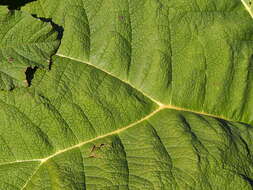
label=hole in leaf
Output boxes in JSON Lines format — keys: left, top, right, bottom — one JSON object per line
{"left": 31, "top": 15, "right": 64, "bottom": 40}
{"left": 30, "top": 15, "right": 63, "bottom": 70}
{"left": 239, "top": 174, "right": 253, "bottom": 186}
{"left": 25, "top": 66, "right": 38, "bottom": 87}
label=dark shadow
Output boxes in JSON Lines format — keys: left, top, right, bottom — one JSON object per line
{"left": 23, "top": 16, "right": 64, "bottom": 83}
{"left": 25, "top": 66, "right": 38, "bottom": 87}
{"left": 31, "top": 15, "right": 64, "bottom": 40}
{"left": 0, "top": 0, "right": 36, "bottom": 9}
{"left": 31, "top": 15, "right": 64, "bottom": 71}
{"left": 239, "top": 174, "right": 253, "bottom": 187}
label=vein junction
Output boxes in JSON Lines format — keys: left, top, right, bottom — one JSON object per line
{"left": 19, "top": 105, "right": 164, "bottom": 189}
{"left": 55, "top": 53, "right": 231, "bottom": 122}
{"left": 1, "top": 53, "right": 234, "bottom": 166}
{"left": 4, "top": 53, "right": 238, "bottom": 188}
{"left": 10, "top": 105, "right": 164, "bottom": 168}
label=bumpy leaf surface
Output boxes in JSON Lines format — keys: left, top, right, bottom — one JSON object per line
{"left": 0, "top": 7, "right": 59, "bottom": 90}
{"left": 0, "top": 0, "right": 252, "bottom": 189}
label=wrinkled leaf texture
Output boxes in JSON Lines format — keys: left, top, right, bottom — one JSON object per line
{"left": 0, "top": 0, "right": 253, "bottom": 189}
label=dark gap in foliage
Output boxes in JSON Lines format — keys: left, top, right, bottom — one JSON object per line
{"left": 0, "top": 0, "right": 36, "bottom": 10}
{"left": 48, "top": 58, "right": 53, "bottom": 70}
{"left": 32, "top": 14, "right": 64, "bottom": 40}
{"left": 31, "top": 15, "right": 64, "bottom": 70}
{"left": 25, "top": 66, "right": 38, "bottom": 87}
{"left": 8, "top": 85, "right": 15, "bottom": 91}
{"left": 239, "top": 174, "right": 253, "bottom": 187}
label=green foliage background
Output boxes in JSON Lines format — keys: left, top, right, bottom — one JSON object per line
{"left": 0, "top": 0, "right": 253, "bottom": 189}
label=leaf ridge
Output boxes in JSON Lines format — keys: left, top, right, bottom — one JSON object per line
{"left": 6, "top": 103, "right": 236, "bottom": 189}
{"left": 0, "top": 160, "right": 41, "bottom": 167}
{"left": 55, "top": 53, "right": 234, "bottom": 123}
{"left": 241, "top": 0, "right": 253, "bottom": 18}
{"left": 16, "top": 106, "right": 164, "bottom": 189}
{"left": 20, "top": 163, "right": 42, "bottom": 190}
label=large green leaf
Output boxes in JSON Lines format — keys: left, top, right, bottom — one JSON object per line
{"left": 23, "top": 0, "right": 253, "bottom": 124}
{"left": 0, "top": 0, "right": 252, "bottom": 189}
{"left": 1, "top": 56, "right": 253, "bottom": 190}
{"left": 0, "top": 7, "right": 60, "bottom": 90}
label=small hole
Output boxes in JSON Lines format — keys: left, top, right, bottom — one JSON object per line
{"left": 25, "top": 66, "right": 38, "bottom": 87}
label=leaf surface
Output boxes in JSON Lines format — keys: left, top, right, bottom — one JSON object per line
{"left": 0, "top": 7, "right": 59, "bottom": 90}
{"left": 0, "top": 0, "right": 253, "bottom": 189}
{"left": 23, "top": 0, "right": 253, "bottom": 124}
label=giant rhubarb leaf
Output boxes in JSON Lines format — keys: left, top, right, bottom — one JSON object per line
{"left": 0, "top": 0, "right": 252, "bottom": 189}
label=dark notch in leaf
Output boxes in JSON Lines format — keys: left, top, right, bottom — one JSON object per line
{"left": 25, "top": 66, "right": 38, "bottom": 87}
{"left": 0, "top": 7, "right": 61, "bottom": 91}
{"left": 0, "top": 0, "right": 36, "bottom": 10}
{"left": 239, "top": 174, "right": 253, "bottom": 186}
{"left": 23, "top": 16, "right": 63, "bottom": 86}
{"left": 30, "top": 15, "right": 63, "bottom": 72}
{"left": 32, "top": 15, "right": 64, "bottom": 40}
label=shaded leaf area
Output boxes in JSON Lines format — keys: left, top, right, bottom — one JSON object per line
{"left": 0, "top": 56, "right": 253, "bottom": 189}
{"left": 0, "top": 0, "right": 36, "bottom": 9}
{"left": 0, "top": 6, "right": 60, "bottom": 91}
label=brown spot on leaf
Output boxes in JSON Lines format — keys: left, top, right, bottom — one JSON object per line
{"left": 88, "top": 154, "right": 101, "bottom": 158}
{"left": 118, "top": 16, "right": 125, "bottom": 21}
{"left": 88, "top": 143, "right": 108, "bottom": 158}
{"left": 100, "top": 143, "right": 105, "bottom": 147}
{"left": 90, "top": 145, "right": 96, "bottom": 153}
{"left": 8, "top": 57, "right": 14, "bottom": 63}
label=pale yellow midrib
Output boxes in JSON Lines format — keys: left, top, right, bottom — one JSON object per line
{"left": 17, "top": 52, "right": 232, "bottom": 189}
{"left": 55, "top": 53, "right": 232, "bottom": 122}
{"left": 241, "top": 0, "right": 253, "bottom": 18}
{"left": 56, "top": 53, "right": 164, "bottom": 106}
{"left": 3, "top": 106, "right": 229, "bottom": 168}
{"left": 15, "top": 52, "right": 234, "bottom": 166}
{"left": 19, "top": 105, "right": 164, "bottom": 190}
{"left": 0, "top": 159, "right": 41, "bottom": 166}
